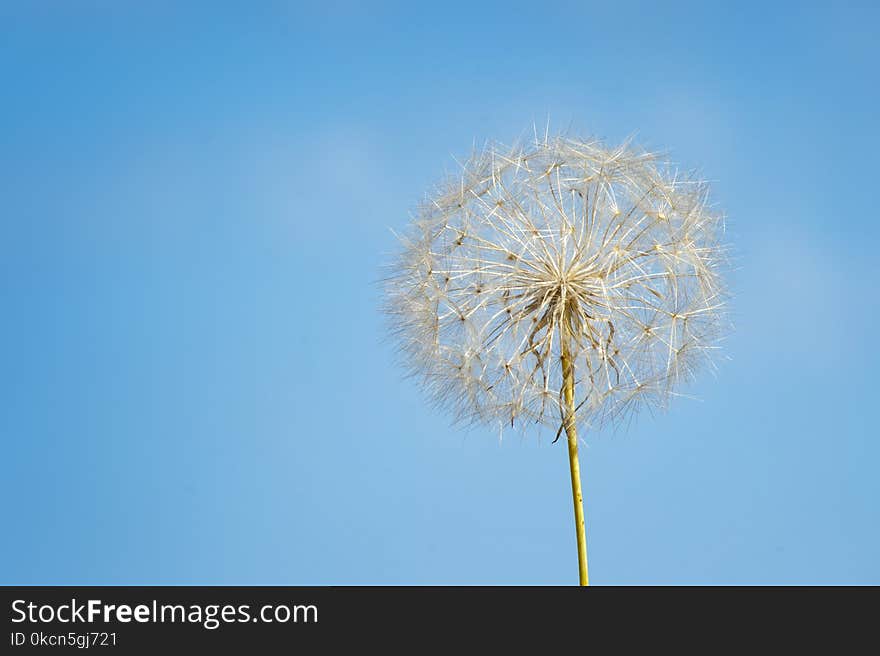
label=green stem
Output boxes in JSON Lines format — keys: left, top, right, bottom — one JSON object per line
{"left": 561, "top": 337, "right": 589, "bottom": 586}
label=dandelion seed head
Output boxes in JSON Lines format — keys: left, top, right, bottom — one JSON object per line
{"left": 385, "top": 133, "right": 728, "bottom": 436}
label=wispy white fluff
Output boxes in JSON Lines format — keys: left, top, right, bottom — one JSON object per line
{"left": 385, "top": 133, "right": 728, "bottom": 436}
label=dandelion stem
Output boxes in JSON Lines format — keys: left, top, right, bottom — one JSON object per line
{"left": 562, "top": 334, "right": 589, "bottom": 586}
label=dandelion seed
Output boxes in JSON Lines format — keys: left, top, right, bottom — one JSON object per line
{"left": 384, "top": 132, "right": 729, "bottom": 585}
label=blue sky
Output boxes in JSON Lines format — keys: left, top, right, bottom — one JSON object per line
{"left": 2, "top": 1, "right": 878, "bottom": 584}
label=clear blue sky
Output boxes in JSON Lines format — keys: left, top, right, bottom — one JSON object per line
{"left": 2, "top": 2, "right": 877, "bottom": 584}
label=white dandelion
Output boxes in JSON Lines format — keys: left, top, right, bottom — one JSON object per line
{"left": 384, "top": 132, "right": 729, "bottom": 585}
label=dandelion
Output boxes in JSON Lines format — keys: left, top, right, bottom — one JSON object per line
{"left": 384, "top": 132, "right": 728, "bottom": 585}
